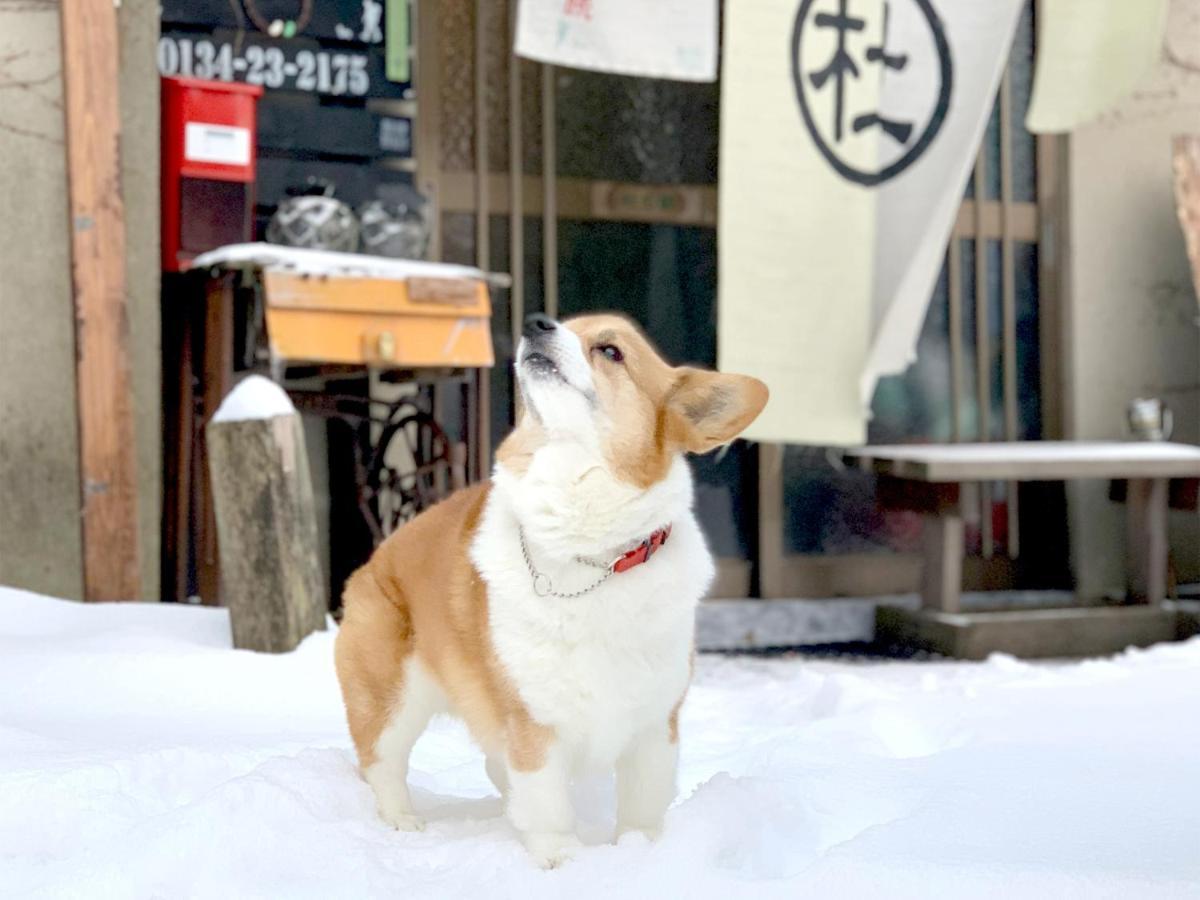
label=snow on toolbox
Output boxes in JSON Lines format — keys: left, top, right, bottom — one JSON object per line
{"left": 191, "top": 242, "right": 504, "bottom": 368}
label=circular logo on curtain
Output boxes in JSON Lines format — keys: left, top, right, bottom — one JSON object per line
{"left": 792, "top": 0, "right": 953, "bottom": 186}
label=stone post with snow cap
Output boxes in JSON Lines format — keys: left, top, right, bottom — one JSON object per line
{"left": 206, "top": 376, "right": 327, "bottom": 652}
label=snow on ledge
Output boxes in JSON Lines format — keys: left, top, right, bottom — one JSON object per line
{"left": 212, "top": 375, "right": 295, "bottom": 424}
{"left": 189, "top": 242, "right": 489, "bottom": 283}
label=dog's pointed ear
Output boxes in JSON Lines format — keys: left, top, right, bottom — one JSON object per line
{"left": 666, "top": 368, "right": 769, "bottom": 454}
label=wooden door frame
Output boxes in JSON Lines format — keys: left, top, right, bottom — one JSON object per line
{"left": 60, "top": 0, "right": 142, "bottom": 600}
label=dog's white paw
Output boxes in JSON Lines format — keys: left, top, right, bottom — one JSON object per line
{"left": 379, "top": 807, "right": 425, "bottom": 832}
{"left": 522, "top": 831, "right": 582, "bottom": 869}
{"left": 616, "top": 823, "right": 663, "bottom": 843}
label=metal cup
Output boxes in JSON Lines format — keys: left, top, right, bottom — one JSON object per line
{"left": 1127, "top": 397, "right": 1173, "bottom": 442}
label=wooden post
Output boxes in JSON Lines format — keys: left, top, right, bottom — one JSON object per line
{"left": 1126, "top": 477, "right": 1169, "bottom": 604}
{"left": 60, "top": 0, "right": 141, "bottom": 600}
{"left": 206, "top": 381, "right": 327, "bottom": 653}
{"left": 921, "top": 513, "right": 965, "bottom": 613}
{"left": 757, "top": 442, "right": 785, "bottom": 598}
{"left": 197, "top": 274, "right": 236, "bottom": 604}
{"left": 875, "top": 477, "right": 965, "bottom": 613}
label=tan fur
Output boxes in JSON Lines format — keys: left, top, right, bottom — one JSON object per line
{"left": 668, "top": 700, "right": 683, "bottom": 745}
{"left": 336, "top": 482, "right": 552, "bottom": 771}
{"left": 334, "top": 570, "right": 415, "bottom": 769}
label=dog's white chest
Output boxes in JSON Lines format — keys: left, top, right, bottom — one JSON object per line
{"left": 471, "top": 486, "right": 712, "bottom": 770}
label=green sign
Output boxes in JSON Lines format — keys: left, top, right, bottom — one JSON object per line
{"left": 386, "top": 0, "right": 410, "bottom": 84}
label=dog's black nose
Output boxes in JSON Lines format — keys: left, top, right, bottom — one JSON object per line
{"left": 523, "top": 313, "right": 558, "bottom": 339}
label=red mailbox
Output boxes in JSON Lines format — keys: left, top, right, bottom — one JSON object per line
{"left": 161, "top": 77, "right": 263, "bottom": 272}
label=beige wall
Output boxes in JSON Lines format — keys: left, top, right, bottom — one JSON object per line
{"left": 0, "top": 1, "right": 161, "bottom": 600}
{"left": 1066, "top": 1, "right": 1200, "bottom": 595}
{"left": 0, "top": 2, "right": 83, "bottom": 598}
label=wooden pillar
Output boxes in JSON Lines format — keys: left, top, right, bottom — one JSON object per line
{"left": 876, "top": 477, "right": 964, "bottom": 613}
{"left": 1126, "top": 477, "right": 1169, "bottom": 604}
{"left": 921, "top": 512, "right": 965, "bottom": 613}
{"left": 207, "top": 388, "right": 327, "bottom": 652}
{"left": 197, "top": 274, "right": 236, "bottom": 604}
{"left": 757, "top": 442, "right": 785, "bottom": 598}
{"left": 60, "top": 0, "right": 141, "bottom": 600}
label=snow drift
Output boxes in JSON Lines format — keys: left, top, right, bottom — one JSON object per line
{"left": 1, "top": 586, "right": 1198, "bottom": 898}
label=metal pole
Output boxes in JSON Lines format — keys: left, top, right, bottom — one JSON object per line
{"left": 999, "top": 68, "right": 1020, "bottom": 559}
{"left": 948, "top": 242, "right": 964, "bottom": 443}
{"left": 474, "top": 0, "right": 490, "bottom": 269}
{"left": 973, "top": 149, "right": 993, "bottom": 559}
{"left": 414, "top": 0, "right": 442, "bottom": 261}
{"left": 542, "top": 63, "right": 558, "bottom": 319}
{"left": 473, "top": 0, "right": 491, "bottom": 479}
{"left": 508, "top": 0, "right": 524, "bottom": 354}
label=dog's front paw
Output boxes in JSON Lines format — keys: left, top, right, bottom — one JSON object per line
{"left": 616, "top": 823, "right": 663, "bottom": 843}
{"left": 378, "top": 804, "right": 426, "bottom": 832}
{"left": 521, "top": 831, "right": 582, "bottom": 869}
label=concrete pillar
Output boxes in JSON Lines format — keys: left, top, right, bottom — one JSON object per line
{"left": 1065, "top": 0, "right": 1200, "bottom": 596}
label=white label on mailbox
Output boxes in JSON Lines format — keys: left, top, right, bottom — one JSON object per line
{"left": 184, "top": 122, "right": 251, "bottom": 166}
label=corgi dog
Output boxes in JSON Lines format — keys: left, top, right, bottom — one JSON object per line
{"left": 335, "top": 312, "right": 768, "bottom": 866}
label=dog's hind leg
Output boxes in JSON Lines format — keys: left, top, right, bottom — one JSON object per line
{"left": 364, "top": 658, "right": 443, "bottom": 830}
{"left": 335, "top": 575, "right": 442, "bottom": 831}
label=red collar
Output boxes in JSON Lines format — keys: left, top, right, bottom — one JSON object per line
{"left": 612, "top": 525, "right": 672, "bottom": 573}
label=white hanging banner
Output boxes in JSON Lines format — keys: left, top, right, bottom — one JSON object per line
{"left": 1025, "top": 0, "right": 1168, "bottom": 134}
{"left": 719, "top": 0, "right": 1024, "bottom": 445}
{"left": 719, "top": 0, "right": 879, "bottom": 445}
{"left": 862, "top": 0, "right": 1025, "bottom": 404}
{"left": 514, "top": 0, "right": 718, "bottom": 82}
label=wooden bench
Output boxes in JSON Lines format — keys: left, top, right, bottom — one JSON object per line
{"left": 844, "top": 442, "right": 1200, "bottom": 659}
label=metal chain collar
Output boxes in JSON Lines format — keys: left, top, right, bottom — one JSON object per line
{"left": 518, "top": 527, "right": 618, "bottom": 599}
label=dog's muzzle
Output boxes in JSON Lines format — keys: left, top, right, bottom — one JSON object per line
{"left": 519, "top": 314, "right": 564, "bottom": 378}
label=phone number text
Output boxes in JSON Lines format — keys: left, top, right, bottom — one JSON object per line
{"left": 158, "top": 36, "right": 371, "bottom": 97}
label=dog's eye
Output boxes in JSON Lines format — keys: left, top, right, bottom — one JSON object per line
{"left": 594, "top": 344, "right": 624, "bottom": 364}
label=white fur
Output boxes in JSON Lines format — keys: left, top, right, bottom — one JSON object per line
{"left": 505, "top": 739, "right": 581, "bottom": 867}
{"left": 616, "top": 726, "right": 680, "bottom": 840}
{"left": 520, "top": 325, "right": 596, "bottom": 422}
{"left": 465, "top": 329, "right": 716, "bottom": 858}
{"left": 367, "top": 657, "right": 447, "bottom": 831}
{"left": 476, "top": 455, "right": 711, "bottom": 767}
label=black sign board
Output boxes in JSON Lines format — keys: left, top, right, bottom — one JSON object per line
{"left": 162, "top": 0, "right": 390, "bottom": 46}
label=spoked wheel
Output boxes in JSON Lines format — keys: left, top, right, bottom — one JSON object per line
{"left": 364, "top": 409, "right": 453, "bottom": 539}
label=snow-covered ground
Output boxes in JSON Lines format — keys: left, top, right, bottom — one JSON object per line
{"left": 2, "top": 586, "right": 1198, "bottom": 899}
